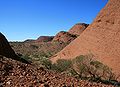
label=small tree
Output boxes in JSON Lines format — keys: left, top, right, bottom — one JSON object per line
{"left": 72, "top": 55, "right": 116, "bottom": 83}
{"left": 72, "top": 55, "right": 91, "bottom": 78}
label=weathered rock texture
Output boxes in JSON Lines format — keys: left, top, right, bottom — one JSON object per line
{"left": 51, "top": 0, "right": 120, "bottom": 76}
{"left": 68, "top": 23, "right": 89, "bottom": 35}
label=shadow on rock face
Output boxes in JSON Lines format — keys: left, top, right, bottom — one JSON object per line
{"left": 0, "top": 32, "right": 31, "bottom": 64}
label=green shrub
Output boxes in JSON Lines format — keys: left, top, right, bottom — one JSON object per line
{"left": 72, "top": 55, "right": 116, "bottom": 83}
{"left": 72, "top": 55, "right": 91, "bottom": 78}
{"left": 51, "top": 59, "right": 72, "bottom": 72}
{"left": 29, "top": 45, "right": 38, "bottom": 49}
{"left": 40, "top": 54, "right": 119, "bottom": 85}
{"left": 38, "top": 51, "right": 52, "bottom": 58}
{"left": 41, "top": 58, "right": 52, "bottom": 69}
{"left": 18, "top": 54, "right": 32, "bottom": 64}
{"left": 64, "top": 68, "right": 78, "bottom": 77}
{"left": 90, "top": 60, "right": 103, "bottom": 68}
{"left": 20, "top": 55, "right": 32, "bottom": 61}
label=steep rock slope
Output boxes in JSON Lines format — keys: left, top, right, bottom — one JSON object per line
{"left": 51, "top": 0, "right": 120, "bottom": 76}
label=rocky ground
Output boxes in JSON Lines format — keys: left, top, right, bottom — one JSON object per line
{"left": 0, "top": 57, "right": 114, "bottom": 87}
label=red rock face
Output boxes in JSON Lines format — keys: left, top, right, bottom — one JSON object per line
{"left": 35, "top": 36, "right": 54, "bottom": 42}
{"left": 68, "top": 23, "right": 89, "bottom": 36}
{"left": 51, "top": 0, "right": 120, "bottom": 76}
{"left": 52, "top": 31, "right": 77, "bottom": 43}
{"left": 0, "top": 32, "right": 17, "bottom": 58}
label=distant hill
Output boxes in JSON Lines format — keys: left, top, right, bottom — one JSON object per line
{"left": 68, "top": 23, "right": 89, "bottom": 35}
{"left": 35, "top": 36, "right": 54, "bottom": 42}
{"left": 52, "top": 23, "right": 88, "bottom": 43}
{"left": 52, "top": 31, "right": 77, "bottom": 43}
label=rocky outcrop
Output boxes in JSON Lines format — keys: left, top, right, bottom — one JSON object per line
{"left": 68, "top": 23, "right": 89, "bottom": 36}
{"left": 0, "top": 32, "right": 30, "bottom": 64}
{"left": 52, "top": 31, "right": 77, "bottom": 43}
{"left": 51, "top": 0, "right": 120, "bottom": 76}
{"left": 0, "top": 32, "right": 17, "bottom": 58}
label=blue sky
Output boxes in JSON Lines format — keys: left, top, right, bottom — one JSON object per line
{"left": 0, "top": 0, "right": 108, "bottom": 41}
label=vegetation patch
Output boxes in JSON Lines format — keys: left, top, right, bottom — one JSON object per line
{"left": 51, "top": 59, "right": 72, "bottom": 72}
{"left": 44, "top": 55, "right": 120, "bottom": 86}
{"left": 19, "top": 53, "right": 120, "bottom": 86}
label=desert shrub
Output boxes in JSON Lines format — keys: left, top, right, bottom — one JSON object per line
{"left": 32, "top": 54, "right": 39, "bottom": 58}
{"left": 31, "top": 51, "right": 52, "bottom": 60}
{"left": 63, "top": 68, "right": 78, "bottom": 77}
{"left": 41, "top": 58, "right": 52, "bottom": 69}
{"left": 44, "top": 52, "right": 53, "bottom": 57}
{"left": 89, "top": 60, "right": 114, "bottom": 81}
{"left": 72, "top": 55, "right": 91, "bottom": 78}
{"left": 29, "top": 45, "right": 38, "bottom": 49}
{"left": 20, "top": 55, "right": 32, "bottom": 61}
{"left": 72, "top": 55, "right": 116, "bottom": 83}
{"left": 38, "top": 51, "right": 52, "bottom": 58}
{"left": 39, "top": 54, "right": 119, "bottom": 85}
{"left": 90, "top": 60, "right": 103, "bottom": 68}
{"left": 18, "top": 54, "right": 32, "bottom": 64}
{"left": 51, "top": 59, "right": 72, "bottom": 72}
